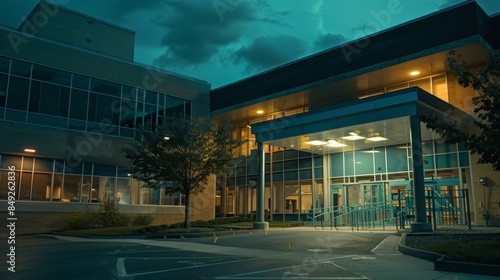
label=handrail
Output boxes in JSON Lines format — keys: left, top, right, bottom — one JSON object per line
{"left": 309, "top": 202, "right": 399, "bottom": 231}
{"left": 305, "top": 186, "right": 469, "bottom": 231}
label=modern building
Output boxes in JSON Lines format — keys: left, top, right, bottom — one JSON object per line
{"left": 0, "top": 1, "right": 213, "bottom": 233}
{"left": 211, "top": 1, "right": 500, "bottom": 228}
{"left": 1, "top": 1, "right": 499, "bottom": 233}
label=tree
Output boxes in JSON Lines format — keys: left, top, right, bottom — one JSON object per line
{"left": 421, "top": 50, "right": 500, "bottom": 170}
{"left": 123, "top": 115, "right": 245, "bottom": 228}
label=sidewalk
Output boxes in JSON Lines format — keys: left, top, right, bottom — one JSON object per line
{"left": 338, "top": 233, "right": 500, "bottom": 280}
{"left": 274, "top": 226, "right": 500, "bottom": 279}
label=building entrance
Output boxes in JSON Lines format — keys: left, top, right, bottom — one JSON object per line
{"left": 321, "top": 178, "right": 468, "bottom": 229}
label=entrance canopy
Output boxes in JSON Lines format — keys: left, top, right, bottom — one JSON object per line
{"left": 250, "top": 87, "right": 473, "bottom": 153}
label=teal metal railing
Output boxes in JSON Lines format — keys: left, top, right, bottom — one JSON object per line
{"left": 308, "top": 202, "right": 408, "bottom": 231}
{"left": 307, "top": 188, "right": 471, "bottom": 231}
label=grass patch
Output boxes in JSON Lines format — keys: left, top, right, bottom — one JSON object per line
{"left": 237, "top": 221, "right": 304, "bottom": 228}
{"left": 59, "top": 226, "right": 218, "bottom": 236}
{"left": 60, "top": 226, "right": 145, "bottom": 236}
{"left": 422, "top": 240, "right": 500, "bottom": 265}
{"left": 57, "top": 217, "right": 305, "bottom": 237}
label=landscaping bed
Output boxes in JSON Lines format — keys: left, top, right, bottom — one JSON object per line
{"left": 405, "top": 232, "right": 500, "bottom": 265}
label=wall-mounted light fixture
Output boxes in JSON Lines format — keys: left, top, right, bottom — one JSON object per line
{"left": 479, "top": 176, "right": 488, "bottom": 186}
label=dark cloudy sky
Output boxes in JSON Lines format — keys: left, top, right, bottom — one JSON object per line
{"left": 1, "top": 0, "right": 499, "bottom": 88}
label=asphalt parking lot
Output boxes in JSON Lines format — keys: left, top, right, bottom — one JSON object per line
{"left": 2, "top": 229, "right": 497, "bottom": 280}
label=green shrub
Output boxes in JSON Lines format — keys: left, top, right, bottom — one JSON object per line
{"left": 97, "top": 193, "right": 129, "bottom": 227}
{"left": 207, "top": 216, "right": 251, "bottom": 225}
{"left": 169, "top": 222, "right": 184, "bottom": 229}
{"left": 191, "top": 220, "right": 209, "bottom": 227}
{"left": 137, "top": 228, "right": 146, "bottom": 234}
{"left": 63, "top": 212, "right": 96, "bottom": 229}
{"left": 114, "top": 213, "right": 131, "bottom": 227}
{"left": 143, "top": 226, "right": 155, "bottom": 232}
{"left": 132, "top": 214, "right": 154, "bottom": 226}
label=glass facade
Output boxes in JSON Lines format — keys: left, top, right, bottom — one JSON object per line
{"left": 0, "top": 154, "right": 184, "bottom": 206}
{"left": 0, "top": 55, "right": 191, "bottom": 138}
{"left": 216, "top": 73, "right": 470, "bottom": 222}
{"left": 329, "top": 140, "right": 468, "bottom": 183}
{"left": 218, "top": 138, "right": 469, "bottom": 221}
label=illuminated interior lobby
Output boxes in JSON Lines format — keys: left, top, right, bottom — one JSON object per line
{"left": 211, "top": 2, "right": 500, "bottom": 228}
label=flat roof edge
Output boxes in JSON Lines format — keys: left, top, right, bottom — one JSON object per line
{"left": 251, "top": 88, "right": 473, "bottom": 142}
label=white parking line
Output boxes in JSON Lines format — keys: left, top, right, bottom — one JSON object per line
{"left": 116, "top": 258, "right": 127, "bottom": 277}
{"left": 116, "top": 256, "right": 264, "bottom": 277}
{"left": 216, "top": 260, "right": 368, "bottom": 279}
{"left": 215, "top": 275, "right": 368, "bottom": 280}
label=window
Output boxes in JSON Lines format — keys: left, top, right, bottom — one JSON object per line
{"left": 81, "top": 177, "right": 91, "bottom": 202}
{"left": 0, "top": 74, "right": 7, "bottom": 108}
{"left": 62, "top": 175, "right": 82, "bottom": 202}
{"left": 92, "top": 94, "right": 120, "bottom": 125}
{"left": 10, "top": 60, "right": 31, "bottom": 77}
{"left": 29, "top": 81, "right": 70, "bottom": 117}
{"left": 32, "top": 173, "right": 52, "bottom": 201}
{"left": 143, "top": 90, "right": 158, "bottom": 127}
{"left": 409, "top": 78, "right": 431, "bottom": 93}
{"left": 72, "top": 74, "right": 89, "bottom": 90}
{"left": 90, "top": 78, "right": 120, "bottom": 96}
{"left": 32, "top": 65, "right": 71, "bottom": 86}
{"left": 432, "top": 75, "right": 448, "bottom": 102}
{"left": 122, "top": 85, "right": 136, "bottom": 100}
{"left": 135, "top": 101, "right": 144, "bottom": 127}
{"left": 92, "top": 176, "right": 115, "bottom": 201}
{"left": 0, "top": 155, "right": 21, "bottom": 169}
{"left": 165, "top": 96, "right": 185, "bottom": 116}
{"left": 34, "top": 158, "right": 53, "bottom": 172}
{"left": 87, "top": 92, "right": 97, "bottom": 122}
{"left": 144, "top": 103, "right": 157, "bottom": 127}
{"left": 69, "top": 89, "right": 88, "bottom": 121}
{"left": 19, "top": 172, "right": 32, "bottom": 200}
{"left": 119, "top": 98, "right": 135, "bottom": 128}
{"left": 7, "top": 76, "right": 30, "bottom": 110}
{"left": 0, "top": 56, "right": 9, "bottom": 73}
{"left": 52, "top": 174, "right": 62, "bottom": 201}
{"left": 116, "top": 178, "right": 131, "bottom": 204}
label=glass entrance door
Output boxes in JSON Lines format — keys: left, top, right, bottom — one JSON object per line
{"left": 331, "top": 183, "right": 386, "bottom": 210}
{"left": 331, "top": 184, "right": 343, "bottom": 212}
{"left": 389, "top": 180, "right": 412, "bottom": 218}
{"left": 426, "top": 177, "right": 464, "bottom": 225}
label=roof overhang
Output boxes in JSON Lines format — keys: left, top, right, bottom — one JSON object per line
{"left": 212, "top": 39, "right": 490, "bottom": 123}
{"left": 250, "top": 87, "right": 474, "bottom": 154}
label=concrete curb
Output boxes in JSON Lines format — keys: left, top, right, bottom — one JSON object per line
{"left": 48, "top": 228, "right": 259, "bottom": 240}
{"left": 398, "top": 233, "right": 500, "bottom": 277}
{"left": 146, "top": 229, "right": 257, "bottom": 239}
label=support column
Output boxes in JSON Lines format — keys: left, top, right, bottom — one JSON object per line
{"left": 410, "top": 115, "right": 432, "bottom": 232}
{"left": 253, "top": 141, "right": 269, "bottom": 230}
